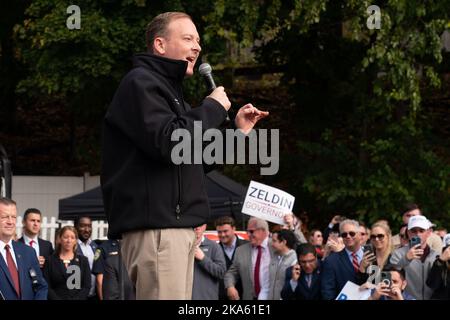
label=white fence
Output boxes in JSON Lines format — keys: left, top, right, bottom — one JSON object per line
{"left": 15, "top": 216, "right": 109, "bottom": 247}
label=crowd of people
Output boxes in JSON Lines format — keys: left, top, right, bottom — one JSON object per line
{"left": 1, "top": 197, "right": 449, "bottom": 300}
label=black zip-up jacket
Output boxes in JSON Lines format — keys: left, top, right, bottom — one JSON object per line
{"left": 101, "top": 53, "right": 228, "bottom": 239}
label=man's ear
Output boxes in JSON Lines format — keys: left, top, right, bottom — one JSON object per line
{"left": 401, "top": 279, "right": 407, "bottom": 291}
{"left": 153, "top": 37, "right": 166, "bottom": 55}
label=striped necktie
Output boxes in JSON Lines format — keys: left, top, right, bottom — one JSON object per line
{"left": 351, "top": 252, "right": 359, "bottom": 273}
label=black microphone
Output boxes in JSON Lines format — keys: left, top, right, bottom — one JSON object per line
{"left": 198, "top": 63, "right": 230, "bottom": 122}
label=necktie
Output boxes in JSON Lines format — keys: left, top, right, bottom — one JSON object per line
{"left": 5, "top": 244, "right": 21, "bottom": 297}
{"left": 351, "top": 252, "right": 360, "bottom": 273}
{"left": 29, "top": 240, "right": 35, "bottom": 248}
{"left": 254, "top": 246, "right": 262, "bottom": 298}
{"left": 306, "top": 274, "right": 312, "bottom": 288}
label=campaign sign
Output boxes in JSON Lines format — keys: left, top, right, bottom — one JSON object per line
{"left": 242, "top": 181, "right": 295, "bottom": 225}
{"left": 336, "top": 281, "right": 371, "bottom": 300}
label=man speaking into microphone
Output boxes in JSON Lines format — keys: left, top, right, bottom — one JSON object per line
{"left": 101, "top": 12, "right": 268, "bottom": 300}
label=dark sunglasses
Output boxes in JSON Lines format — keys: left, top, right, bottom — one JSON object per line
{"left": 341, "top": 231, "right": 356, "bottom": 238}
{"left": 370, "top": 234, "right": 385, "bottom": 240}
{"left": 247, "top": 228, "right": 261, "bottom": 234}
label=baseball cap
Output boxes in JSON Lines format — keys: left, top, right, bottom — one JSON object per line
{"left": 407, "top": 215, "right": 432, "bottom": 230}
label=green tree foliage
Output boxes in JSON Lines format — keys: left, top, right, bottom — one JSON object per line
{"left": 6, "top": 0, "right": 450, "bottom": 228}
{"left": 204, "top": 0, "right": 450, "bottom": 228}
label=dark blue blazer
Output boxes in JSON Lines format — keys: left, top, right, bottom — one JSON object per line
{"left": 281, "top": 264, "right": 322, "bottom": 300}
{"left": 0, "top": 241, "right": 48, "bottom": 300}
{"left": 321, "top": 250, "right": 357, "bottom": 300}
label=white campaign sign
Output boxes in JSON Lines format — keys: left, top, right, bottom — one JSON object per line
{"left": 335, "top": 281, "right": 371, "bottom": 300}
{"left": 241, "top": 181, "right": 295, "bottom": 225}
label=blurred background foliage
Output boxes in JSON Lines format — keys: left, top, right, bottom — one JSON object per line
{"left": 1, "top": 0, "right": 449, "bottom": 230}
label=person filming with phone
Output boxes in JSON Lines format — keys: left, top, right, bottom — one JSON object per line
{"left": 389, "top": 215, "right": 439, "bottom": 299}
{"left": 357, "top": 222, "right": 393, "bottom": 284}
{"left": 367, "top": 266, "right": 415, "bottom": 300}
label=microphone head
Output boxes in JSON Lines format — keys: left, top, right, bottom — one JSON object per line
{"left": 198, "top": 63, "right": 212, "bottom": 75}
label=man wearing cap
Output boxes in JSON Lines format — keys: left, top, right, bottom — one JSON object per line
{"left": 392, "top": 203, "right": 443, "bottom": 252}
{"left": 390, "top": 215, "right": 439, "bottom": 299}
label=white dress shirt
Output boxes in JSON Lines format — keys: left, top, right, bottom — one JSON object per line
{"left": 223, "top": 236, "right": 237, "bottom": 261}
{"left": 0, "top": 239, "right": 18, "bottom": 268}
{"left": 23, "top": 234, "right": 40, "bottom": 257}
{"left": 252, "top": 237, "right": 271, "bottom": 300}
{"left": 78, "top": 239, "right": 96, "bottom": 296}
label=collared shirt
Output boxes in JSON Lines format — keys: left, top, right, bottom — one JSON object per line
{"left": 0, "top": 239, "right": 18, "bottom": 268}
{"left": 345, "top": 247, "right": 364, "bottom": 266}
{"left": 78, "top": 239, "right": 95, "bottom": 296}
{"left": 252, "top": 237, "right": 271, "bottom": 300}
{"left": 23, "top": 234, "right": 40, "bottom": 257}
{"left": 223, "top": 236, "right": 237, "bottom": 261}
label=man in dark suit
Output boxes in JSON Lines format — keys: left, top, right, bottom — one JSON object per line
{"left": 18, "top": 208, "right": 54, "bottom": 268}
{"left": 0, "top": 198, "right": 48, "bottom": 300}
{"left": 281, "top": 243, "right": 321, "bottom": 300}
{"left": 215, "top": 216, "right": 248, "bottom": 300}
{"left": 321, "top": 219, "right": 364, "bottom": 300}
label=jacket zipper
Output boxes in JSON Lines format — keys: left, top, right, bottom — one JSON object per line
{"left": 176, "top": 166, "right": 182, "bottom": 220}
{"left": 175, "top": 86, "right": 185, "bottom": 220}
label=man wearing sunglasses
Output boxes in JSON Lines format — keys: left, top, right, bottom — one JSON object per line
{"left": 224, "top": 217, "right": 275, "bottom": 300}
{"left": 390, "top": 215, "right": 439, "bottom": 299}
{"left": 321, "top": 219, "right": 363, "bottom": 300}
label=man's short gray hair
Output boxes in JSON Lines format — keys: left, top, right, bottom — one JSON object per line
{"left": 339, "top": 219, "right": 360, "bottom": 233}
{"left": 248, "top": 217, "right": 269, "bottom": 231}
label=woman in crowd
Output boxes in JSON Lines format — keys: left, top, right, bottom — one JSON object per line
{"left": 309, "top": 229, "right": 324, "bottom": 259}
{"left": 358, "top": 222, "right": 393, "bottom": 284}
{"left": 426, "top": 234, "right": 450, "bottom": 299}
{"left": 43, "top": 226, "right": 91, "bottom": 300}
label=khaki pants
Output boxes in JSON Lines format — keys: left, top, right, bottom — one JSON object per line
{"left": 121, "top": 228, "right": 196, "bottom": 300}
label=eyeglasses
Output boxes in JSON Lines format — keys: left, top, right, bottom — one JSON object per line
{"left": 360, "top": 232, "right": 367, "bottom": 236}
{"left": 247, "top": 228, "right": 261, "bottom": 234}
{"left": 370, "top": 234, "right": 385, "bottom": 240}
{"left": 341, "top": 231, "right": 356, "bottom": 238}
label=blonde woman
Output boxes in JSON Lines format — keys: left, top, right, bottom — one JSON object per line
{"left": 43, "top": 226, "right": 91, "bottom": 300}
{"left": 357, "top": 222, "right": 393, "bottom": 284}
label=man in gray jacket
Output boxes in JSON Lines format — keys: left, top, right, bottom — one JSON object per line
{"left": 390, "top": 215, "right": 439, "bottom": 299}
{"left": 192, "top": 224, "right": 226, "bottom": 300}
{"left": 268, "top": 229, "right": 297, "bottom": 300}
{"left": 224, "top": 217, "right": 275, "bottom": 300}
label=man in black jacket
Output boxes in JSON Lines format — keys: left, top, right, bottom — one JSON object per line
{"left": 101, "top": 12, "right": 268, "bottom": 299}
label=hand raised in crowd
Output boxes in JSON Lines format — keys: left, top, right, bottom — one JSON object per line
{"left": 227, "top": 286, "right": 240, "bottom": 300}
{"left": 359, "top": 250, "right": 376, "bottom": 273}
{"left": 330, "top": 215, "right": 341, "bottom": 225}
{"left": 194, "top": 246, "right": 205, "bottom": 261}
{"left": 38, "top": 256, "right": 46, "bottom": 268}
{"left": 208, "top": 86, "right": 231, "bottom": 111}
{"left": 326, "top": 236, "right": 345, "bottom": 253}
{"left": 406, "top": 244, "right": 424, "bottom": 261}
{"left": 291, "top": 264, "right": 301, "bottom": 282}
{"left": 283, "top": 213, "right": 295, "bottom": 230}
{"left": 439, "top": 246, "right": 450, "bottom": 262}
{"left": 368, "top": 282, "right": 392, "bottom": 300}
{"left": 387, "top": 285, "right": 405, "bottom": 300}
